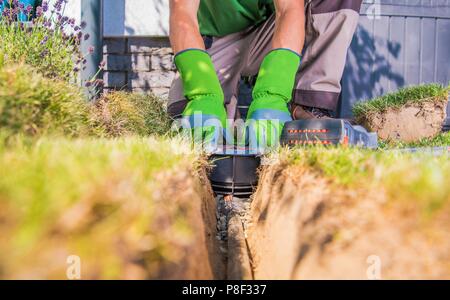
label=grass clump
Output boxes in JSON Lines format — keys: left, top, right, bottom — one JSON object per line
{"left": 0, "top": 137, "right": 200, "bottom": 279}
{"left": 353, "top": 83, "right": 449, "bottom": 119}
{"left": 92, "top": 91, "right": 172, "bottom": 138}
{"left": 280, "top": 146, "right": 450, "bottom": 217}
{"left": 0, "top": 64, "right": 96, "bottom": 139}
{"left": 0, "top": 65, "right": 173, "bottom": 142}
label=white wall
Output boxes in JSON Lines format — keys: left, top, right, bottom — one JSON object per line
{"left": 45, "top": 0, "right": 169, "bottom": 37}
{"left": 46, "top": 0, "right": 81, "bottom": 21}
{"left": 46, "top": 0, "right": 81, "bottom": 32}
{"left": 103, "top": 0, "right": 169, "bottom": 37}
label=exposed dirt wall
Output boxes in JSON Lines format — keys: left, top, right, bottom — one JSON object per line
{"left": 358, "top": 98, "right": 447, "bottom": 142}
{"left": 246, "top": 162, "right": 450, "bottom": 279}
{"left": 156, "top": 167, "right": 225, "bottom": 279}
{"left": 0, "top": 165, "right": 224, "bottom": 280}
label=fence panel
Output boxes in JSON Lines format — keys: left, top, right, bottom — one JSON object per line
{"left": 340, "top": 0, "right": 450, "bottom": 118}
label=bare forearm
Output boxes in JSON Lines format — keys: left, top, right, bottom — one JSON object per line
{"left": 169, "top": 0, "right": 204, "bottom": 53}
{"left": 169, "top": 14, "right": 204, "bottom": 53}
{"left": 273, "top": 0, "right": 305, "bottom": 53}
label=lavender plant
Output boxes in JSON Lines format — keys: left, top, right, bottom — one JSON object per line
{"left": 0, "top": 0, "right": 102, "bottom": 82}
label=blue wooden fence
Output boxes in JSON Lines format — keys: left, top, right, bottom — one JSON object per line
{"left": 340, "top": 0, "right": 450, "bottom": 120}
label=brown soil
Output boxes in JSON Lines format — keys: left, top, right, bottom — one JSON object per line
{"left": 163, "top": 167, "right": 225, "bottom": 279}
{"left": 245, "top": 162, "right": 450, "bottom": 279}
{"left": 227, "top": 214, "right": 253, "bottom": 280}
{"left": 358, "top": 98, "right": 447, "bottom": 142}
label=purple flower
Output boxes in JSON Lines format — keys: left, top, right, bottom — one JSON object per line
{"left": 42, "top": 1, "right": 49, "bottom": 12}
{"left": 54, "top": 0, "right": 64, "bottom": 12}
{"left": 26, "top": 5, "right": 33, "bottom": 14}
{"left": 36, "top": 6, "right": 43, "bottom": 17}
{"left": 80, "top": 21, "right": 87, "bottom": 29}
{"left": 40, "top": 49, "right": 49, "bottom": 58}
{"left": 85, "top": 81, "right": 93, "bottom": 87}
{"left": 40, "top": 36, "right": 49, "bottom": 45}
{"left": 88, "top": 46, "right": 95, "bottom": 54}
{"left": 42, "top": 19, "right": 51, "bottom": 28}
{"left": 84, "top": 33, "right": 90, "bottom": 41}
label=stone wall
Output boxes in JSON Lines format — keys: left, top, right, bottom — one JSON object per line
{"left": 103, "top": 37, "right": 176, "bottom": 99}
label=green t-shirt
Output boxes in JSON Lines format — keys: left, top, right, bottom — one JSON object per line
{"left": 198, "top": 0, "right": 275, "bottom": 37}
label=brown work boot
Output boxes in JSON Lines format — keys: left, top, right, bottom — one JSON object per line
{"left": 291, "top": 104, "right": 333, "bottom": 120}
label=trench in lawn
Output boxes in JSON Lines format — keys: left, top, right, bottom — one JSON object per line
{"left": 2, "top": 139, "right": 450, "bottom": 279}
{"left": 215, "top": 149, "right": 450, "bottom": 279}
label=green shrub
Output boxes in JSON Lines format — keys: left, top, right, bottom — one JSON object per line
{"left": 0, "top": 1, "right": 91, "bottom": 82}
{"left": 92, "top": 91, "right": 172, "bottom": 138}
{"left": 0, "top": 64, "right": 95, "bottom": 139}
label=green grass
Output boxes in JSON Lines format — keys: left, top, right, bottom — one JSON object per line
{"left": 0, "top": 136, "right": 199, "bottom": 279}
{"left": 408, "top": 131, "right": 450, "bottom": 148}
{"left": 279, "top": 146, "right": 450, "bottom": 217}
{"left": 353, "top": 83, "right": 449, "bottom": 119}
{"left": 379, "top": 131, "right": 450, "bottom": 149}
{"left": 0, "top": 41, "right": 189, "bottom": 278}
{"left": 0, "top": 64, "right": 97, "bottom": 140}
{"left": 92, "top": 91, "right": 172, "bottom": 138}
{"left": 0, "top": 64, "right": 173, "bottom": 142}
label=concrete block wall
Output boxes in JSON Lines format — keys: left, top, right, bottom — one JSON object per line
{"left": 103, "top": 37, "right": 176, "bottom": 99}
